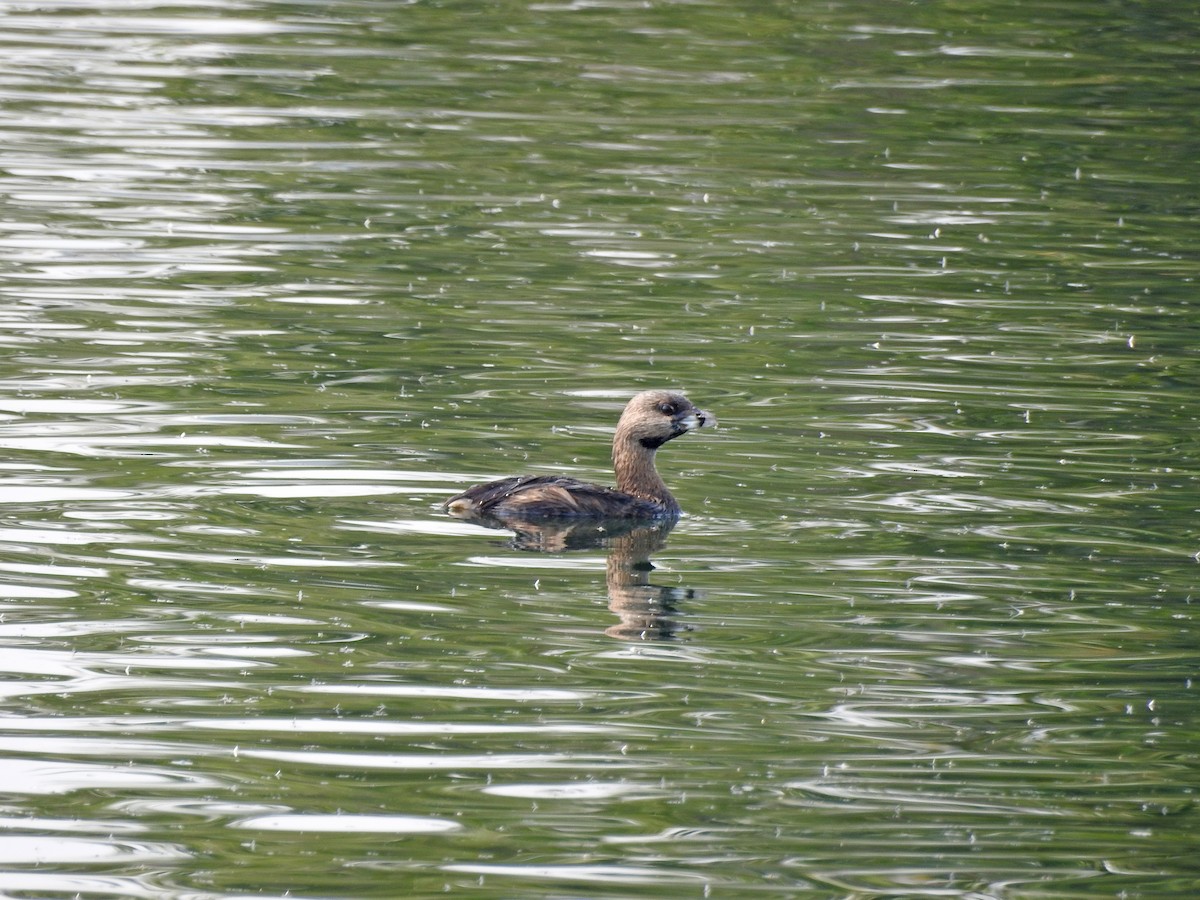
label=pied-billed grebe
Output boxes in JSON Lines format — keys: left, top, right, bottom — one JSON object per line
{"left": 443, "top": 389, "right": 714, "bottom": 521}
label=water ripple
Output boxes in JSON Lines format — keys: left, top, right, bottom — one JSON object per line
{"left": 0, "top": 1, "right": 1194, "bottom": 896}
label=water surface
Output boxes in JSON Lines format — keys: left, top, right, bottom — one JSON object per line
{"left": 0, "top": 1, "right": 1197, "bottom": 897}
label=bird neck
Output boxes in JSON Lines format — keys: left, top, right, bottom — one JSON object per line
{"left": 612, "top": 433, "right": 675, "bottom": 508}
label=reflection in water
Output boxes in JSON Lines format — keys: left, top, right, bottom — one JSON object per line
{"left": 603, "top": 521, "right": 694, "bottom": 642}
{"left": 452, "top": 513, "right": 692, "bottom": 641}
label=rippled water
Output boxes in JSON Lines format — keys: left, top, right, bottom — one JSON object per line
{"left": 0, "top": 1, "right": 1197, "bottom": 897}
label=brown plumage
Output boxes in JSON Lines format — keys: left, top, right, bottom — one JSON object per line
{"left": 443, "top": 390, "right": 714, "bottom": 522}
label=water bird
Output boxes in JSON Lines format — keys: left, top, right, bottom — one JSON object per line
{"left": 443, "top": 389, "right": 714, "bottom": 522}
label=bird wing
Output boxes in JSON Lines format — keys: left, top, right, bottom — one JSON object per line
{"left": 446, "top": 474, "right": 660, "bottom": 519}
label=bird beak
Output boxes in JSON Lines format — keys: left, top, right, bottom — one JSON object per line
{"left": 677, "top": 408, "right": 716, "bottom": 432}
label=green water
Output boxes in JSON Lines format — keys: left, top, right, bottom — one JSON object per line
{"left": 0, "top": 0, "right": 1197, "bottom": 897}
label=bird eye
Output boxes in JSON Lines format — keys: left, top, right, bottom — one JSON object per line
{"left": 658, "top": 402, "right": 677, "bottom": 416}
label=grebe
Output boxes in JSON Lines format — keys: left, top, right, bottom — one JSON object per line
{"left": 443, "top": 390, "right": 714, "bottom": 521}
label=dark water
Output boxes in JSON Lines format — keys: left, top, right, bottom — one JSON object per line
{"left": 0, "top": 1, "right": 1197, "bottom": 897}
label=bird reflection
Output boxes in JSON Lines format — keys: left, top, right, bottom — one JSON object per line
{"left": 456, "top": 513, "right": 694, "bottom": 640}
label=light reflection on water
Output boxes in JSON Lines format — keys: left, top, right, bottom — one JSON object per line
{"left": 0, "top": 0, "right": 1197, "bottom": 896}
{"left": 231, "top": 813, "right": 463, "bottom": 833}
